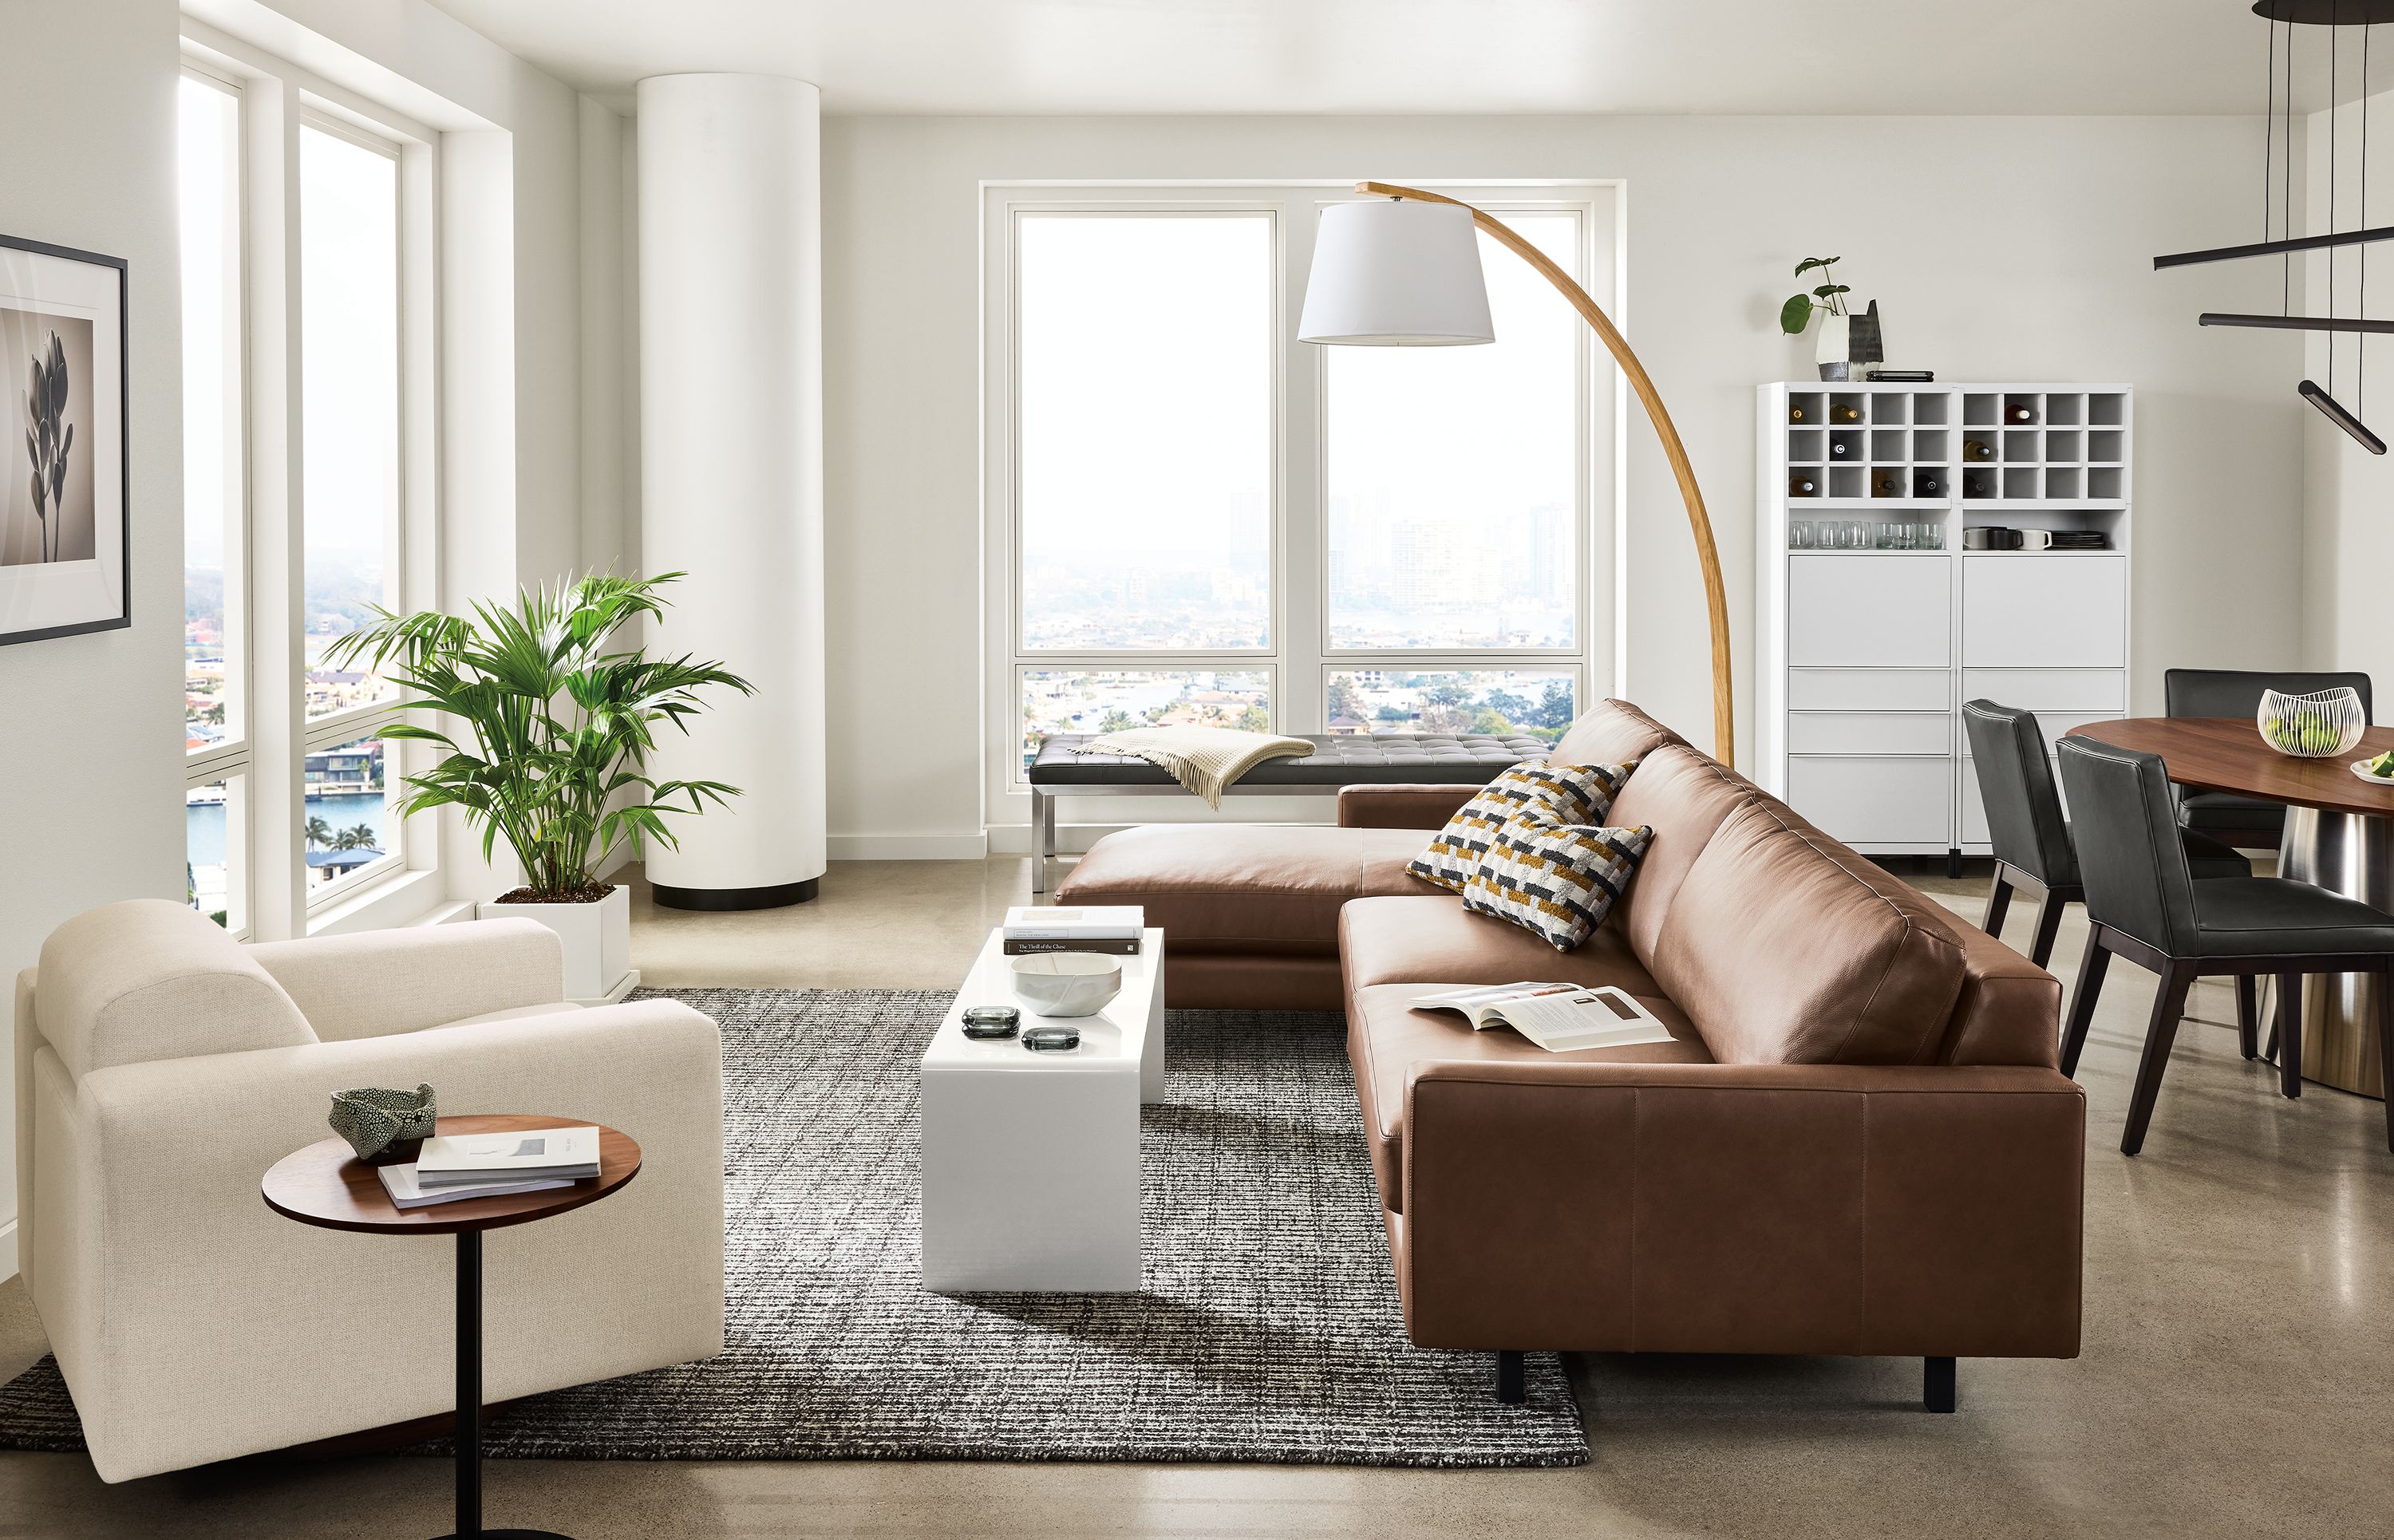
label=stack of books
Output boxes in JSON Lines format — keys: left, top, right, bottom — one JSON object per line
{"left": 1001, "top": 905, "right": 1144, "bottom": 956}
{"left": 377, "top": 1124, "right": 602, "bottom": 1210}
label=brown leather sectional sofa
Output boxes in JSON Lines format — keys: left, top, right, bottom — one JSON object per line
{"left": 1058, "top": 699, "right": 2084, "bottom": 1409}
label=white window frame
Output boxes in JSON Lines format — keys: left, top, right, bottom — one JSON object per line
{"left": 980, "top": 180, "right": 1621, "bottom": 831}
{"left": 180, "top": 25, "right": 442, "bottom": 938}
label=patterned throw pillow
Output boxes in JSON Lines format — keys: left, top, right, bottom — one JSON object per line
{"left": 1461, "top": 811, "right": 1654, "bottom": 952}
{"left": 1409, "top": 763, "right": 1630, "bottom": 894}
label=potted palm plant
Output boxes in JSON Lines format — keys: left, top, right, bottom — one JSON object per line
{"left": 327, "top": 571, "right": 752, "bottom": 1001}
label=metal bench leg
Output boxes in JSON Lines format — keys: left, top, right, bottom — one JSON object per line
{"left": 1032, "top": 788, "right": 1055, "bottom": 894}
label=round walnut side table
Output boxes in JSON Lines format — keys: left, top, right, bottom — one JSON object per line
{"left": 262, "top": 1113, "right": 642, "bottom": 1540}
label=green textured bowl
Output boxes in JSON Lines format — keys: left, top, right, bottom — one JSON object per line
{"left": 330, "top": 1083, "right": 438, "bottom": 1165}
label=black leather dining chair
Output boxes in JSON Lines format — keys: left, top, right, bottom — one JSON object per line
{"left": 1963, "top": 700, "right": 2252, "bottom": 965}
{"left": 2163, "top": 669, "right": 2374, "bottom": 849}
{"left": 2053, "top": 735, "right": 2394, "bottom": 1155}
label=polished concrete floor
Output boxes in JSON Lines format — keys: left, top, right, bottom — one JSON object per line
{"left": 2, "top": 856, "right": 2388, "bottom": 1538}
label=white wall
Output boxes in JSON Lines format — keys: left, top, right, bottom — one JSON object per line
{"left": 2301, "top": 90, "right": 2394, "bottom": 691}
{"left": 0, "top": 0, "right": 188, "bottom": 1277}
{"left": 821, "top": 113, "right": 2303, "bottom": 851}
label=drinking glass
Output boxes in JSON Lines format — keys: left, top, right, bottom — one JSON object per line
{"left": 1790, "top": 520, "right": 1814, "bottom": 549}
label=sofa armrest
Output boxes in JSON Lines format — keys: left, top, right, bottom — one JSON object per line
{"left": 1398, "top": 1061, "right": 2083, "bottom": 1359}
{"left": 56, "top": 999, "right": 721, "bottom": 1481}
{"left": 248, "top": 918, "right": 565, "bottom": 1042}
{"left": 1336, "top": 784, "right": 1479, "bottom": 830}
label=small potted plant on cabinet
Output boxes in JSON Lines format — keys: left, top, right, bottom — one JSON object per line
{"left": 327, "top": 572, "right": 751, "bottom": 1001}
{"left": 1780, "top": 256, "right": 1871, "bottom": 381}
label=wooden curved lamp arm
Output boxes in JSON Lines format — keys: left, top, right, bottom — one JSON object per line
{"left": 1359, "top": 182, "right": 1733, "bottom": 764}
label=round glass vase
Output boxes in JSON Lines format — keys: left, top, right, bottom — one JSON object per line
{"left": 2256, "top": 686, "right": 2367, "bottom": 759}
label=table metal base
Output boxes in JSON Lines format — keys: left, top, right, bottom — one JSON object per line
{"left": 2274, "top": 808, "right": 2391, "bottom": 1099}
{"left": 434, "top": 1232, "right": 575, "bottom": 1540}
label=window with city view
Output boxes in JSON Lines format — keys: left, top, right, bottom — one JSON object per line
{"left": 1325, "top": 215, "right": 1578, "bottom": 652}
{"left": 299, "top": 121, "right": 401, "bottom": 724}
{"left": 994, "top": 186, "right": 1607, "bottom": 792}
{"left": 180, "top": 55, "right": 425, "bottom": 934}
{"left": 1016, "top": 213, "right": 1272, "bottom": 654}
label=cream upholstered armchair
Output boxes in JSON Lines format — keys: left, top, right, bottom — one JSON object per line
{"left": 12, "top": 899, "right": 724, "bottom": 1483}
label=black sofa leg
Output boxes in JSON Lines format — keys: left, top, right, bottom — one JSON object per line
{"left": 1495, "top": 1350, "right": 1526, "bottom": 1404}
{"left": 1924, "top": 1356, "right": 1957, "bottom": 1413}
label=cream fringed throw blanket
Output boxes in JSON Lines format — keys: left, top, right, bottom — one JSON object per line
{"left": 1074, "top": 726, "right": 1315, "bottom": 809}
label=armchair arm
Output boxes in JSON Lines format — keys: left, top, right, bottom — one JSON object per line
{"left": 59, "top": 999, "right": 722, "bottom": 1480}
{"left": 1336, "top": 784, "right": 1480, "bottom": 830}
{"left": 1398, "top": 1061, "right": 2083, "bottom": 1359}
{"left": 248, "top": 918, "right": 565, "bottom": 1041}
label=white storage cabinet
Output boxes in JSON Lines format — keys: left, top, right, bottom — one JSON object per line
{"left": 1755, "top": 382, "right": 2133, "bottom": 866}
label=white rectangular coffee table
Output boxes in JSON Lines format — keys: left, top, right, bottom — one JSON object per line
{"left": 919, "top": 927, "right": 1166, "bottom": 1292}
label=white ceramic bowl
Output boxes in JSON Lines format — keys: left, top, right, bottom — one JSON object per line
{"left": 1009, "top": 952, "right": 1123, "bottom": 1018}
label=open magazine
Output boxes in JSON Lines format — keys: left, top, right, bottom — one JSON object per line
{"left": 1409, "top": 981, "right": 1677, "bottom": 1054}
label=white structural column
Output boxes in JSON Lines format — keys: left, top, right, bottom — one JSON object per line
{"left": 635, "top": 75, "right": 826, "bottom": 907}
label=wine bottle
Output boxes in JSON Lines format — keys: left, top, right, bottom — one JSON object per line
{"left": 1965, "top": 471, "right": 1993, "bottom": 498}
{"left": 1833, "top": 402, "right": 1862, "bottom": 424}
{"left": 1788, "top": 404, "right": 1807, "bottom": 423}
{"left": 1831, "top": 440, "right": 1851, "bottom": 458}
{"left": 1964, "top": 438, "right": 1993, "bottom": 462}
{"left": 1788, "top": 472, "right": 1818, "bottom": 497}
{"left": 1913, "top": 469, "right": 1943, "bottom": 496}
{"left": 2006, "top": 401, "right": 2034, "bottom": 424}
{"left": 1872, "top": 471, "right": 1902, "bottom": 498}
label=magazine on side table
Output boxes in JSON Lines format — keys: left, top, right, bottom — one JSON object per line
{"left": 1409, "top": 981, "right": 1679, "bottom": 1053}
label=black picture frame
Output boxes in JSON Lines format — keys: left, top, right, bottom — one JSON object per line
{"left": 0, "top": 231, "right": 130, "bottom": 646}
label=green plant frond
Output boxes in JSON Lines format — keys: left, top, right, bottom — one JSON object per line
{"left": 335, "top": 568, "right": 745, "bottom": 897}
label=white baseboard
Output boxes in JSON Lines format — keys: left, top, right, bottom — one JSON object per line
{"left": 0, "top": 1218, "right": 17, "bottom": 1285}
{"left": 827, "top": 831, "right": 992, "bottom": 861}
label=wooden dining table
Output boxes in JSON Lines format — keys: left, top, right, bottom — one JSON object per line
{"left": 2066, "top": 716, "right": 2394, "bottom": 1100}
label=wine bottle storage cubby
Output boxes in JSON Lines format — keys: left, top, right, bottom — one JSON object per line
{"left": 1795, "top": 385, "right": 2130, "bottom": 507}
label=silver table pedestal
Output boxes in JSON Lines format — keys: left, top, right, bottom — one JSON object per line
{"left": 2275, "top": 807, "right": 2392, "bottom": 1099}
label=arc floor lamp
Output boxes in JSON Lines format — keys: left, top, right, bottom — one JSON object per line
{"left": 1298, "top": 183, "right": 1734, "bottom": 764}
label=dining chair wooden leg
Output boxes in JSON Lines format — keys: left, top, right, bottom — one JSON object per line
{"left": 1982, "top": 874, "right": 2013, "bottom": 940}
{"left": 2028, "top": 890, "right": 2068, "bottom": 970}
{"left": 2122, "top": 962, "right": 2196, "bottom": 1156}
{"left": 2277, "top": 971, "right": 2305, "bottom": 1100}
{"left": 2235, "top": 975, "right": 2258, "bottom": 1060}
{"left": 2060, "top": 930, "right": 2112, "bottom": 1080}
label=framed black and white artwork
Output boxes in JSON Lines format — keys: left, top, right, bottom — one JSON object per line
{"left": 1, "top": 233, "right": 128, "bottom": 646}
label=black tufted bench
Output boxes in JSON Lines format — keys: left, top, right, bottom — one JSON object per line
{"left": 1025, "top": 732, "right": 1549, "bottom": 892}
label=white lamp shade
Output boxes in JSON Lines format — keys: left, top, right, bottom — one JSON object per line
{"left": 1298, "top": 198, "right": 1494, "bottom": 346}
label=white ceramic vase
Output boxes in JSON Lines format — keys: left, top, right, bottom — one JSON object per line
{"left": 1815, "top": 311, "right": 1851, "bottom": 380}
{"left": 477, "top": 883, "right": 634, "bottom": 1003}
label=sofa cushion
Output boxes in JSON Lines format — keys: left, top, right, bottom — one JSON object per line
{"left": 1600, "top": 743, "right": 1764, "bottom": 968}
{"left": 1057, "top": 823, "right": 1440, "bottom": 950}
{"left": 35, "top": 900, "right": 316, "bottom": 1080}
{"left": 1406, "top": 762, "right": 1629, "bottom": 894}
{"left": 1341, "top": 894, "right": 1658, "bottom": 993}
{"left": 1550, "top": 698, "right": 1686, "bottom": 767}
{"left": 1648, "top": 800, "right": 1968, "bottom": 1065}
{"left": 1345, "top": 982, "right": 1708, "bottom": 1212}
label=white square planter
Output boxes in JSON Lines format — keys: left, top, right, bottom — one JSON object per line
{"left": 478, "top": 883, "right": 635, "bottom": 1005}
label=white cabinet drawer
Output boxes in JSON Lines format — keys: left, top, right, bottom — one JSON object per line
{"left": 1788, "top": 712, "right": 1953, "bottom": 756}
{"left": 1961, "top": 764, "right": 1990, "bottom": 844}
{"left": 1788, "top": 556, "right": 1952, "bottom": 669}
{"left": 1962, "top": 668, "right": 2125, "bottom": 713}
{"left": 1790, "top": 669, "right": 1952, "bottom": 712}
{"left": 1961, "top": 556, "right": 2126, "bottom": 668}
{"left": 1787, "top": 757, "right": 1955, "bottom": 846}
{"left": 1961, "top": 712, "right": 2119, "bottom": 828}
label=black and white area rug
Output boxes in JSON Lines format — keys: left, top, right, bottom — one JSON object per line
{"left": 0, "top": 990, "right": 1586, "bottom": 1467}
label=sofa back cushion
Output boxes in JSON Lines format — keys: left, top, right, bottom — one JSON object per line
{"left": 36, "top": 900, "right": 315, "bottom": 1080}
{"left": 1647, "top": 800, "right": 1968, "bottom": 1065}
{"left": 1549, "top": 698, "right": 1685, "bottom": 768}
{"left": 1602, "top": 744, "right": 1762, "bottom": 967}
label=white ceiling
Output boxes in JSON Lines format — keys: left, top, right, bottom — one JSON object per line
{"left": 425, "top": 0, "right": 2306, "bottom": 118}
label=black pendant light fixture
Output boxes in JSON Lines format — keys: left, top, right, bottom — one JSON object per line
{"left": 2160, "top": 1, "right": 2394, "bottom": 452}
